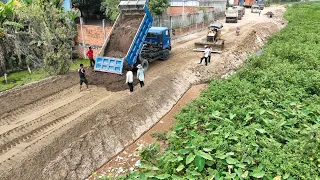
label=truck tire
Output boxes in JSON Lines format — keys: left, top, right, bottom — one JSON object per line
{"left": 141, "top": 59, "right": 149, "bottom": 71}
{"left": 159, "top": 49, "right": 170, "bottom": 61}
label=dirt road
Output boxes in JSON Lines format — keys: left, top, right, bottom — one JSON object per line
{"left": 0, "top": 6, "right": 286, "bottom": 180}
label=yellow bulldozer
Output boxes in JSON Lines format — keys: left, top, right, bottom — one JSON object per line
{"left": 193, "top": 22, "right": 225, "bottom": 53}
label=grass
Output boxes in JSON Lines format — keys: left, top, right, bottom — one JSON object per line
{"left": 0, "top": 58, "right": 90, "bottom": 92}
{"left": 70, "top": 58, "right": 90, "bottom": 71}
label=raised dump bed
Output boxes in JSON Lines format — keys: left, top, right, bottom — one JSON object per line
{"left": 95, "top": 0, "right": 153, "bottom": 74}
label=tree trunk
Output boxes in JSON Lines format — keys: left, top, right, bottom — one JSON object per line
{"left": 0, "top": 40, "right": 7, "bottom": 76}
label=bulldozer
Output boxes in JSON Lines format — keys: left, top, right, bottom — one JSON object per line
{"left": 193, "top": 22, "right": 225, "bottom": 53}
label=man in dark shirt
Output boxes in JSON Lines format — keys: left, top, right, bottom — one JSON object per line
{"left": 78, "top": 64, "right": 88, "bottom": 91}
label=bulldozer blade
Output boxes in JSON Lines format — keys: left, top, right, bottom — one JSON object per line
{"left": 193, "top": 48, "right": 222, "bottom": 54}
{"left": 194, "top": 39, "right": 224, "bottom": 52}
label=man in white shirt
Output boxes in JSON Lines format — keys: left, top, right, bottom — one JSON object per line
{"left": 199, "top": 45, "right": 210, "bottom": 66}
{"left": 125, "top": 68, "right": 134, "bottom": 92}
{"left": 136, "top": 64, "right": 145, "bottom": 87}
{"left": 208, "top": 46, "right": 212, "bottom": 63}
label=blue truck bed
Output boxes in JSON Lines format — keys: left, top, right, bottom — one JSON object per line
{"left": 94, "top": 0, "right": 153, "bottom": 74}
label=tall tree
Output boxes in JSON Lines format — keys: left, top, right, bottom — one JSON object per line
{"left": 100, "top": 0, "right": 119, "bottom": 22}
{"left": 18, "top": 0, "right": 77, "bottom": 75}
{"left": 148, "top": 0, "right": 170, "bottom": 16}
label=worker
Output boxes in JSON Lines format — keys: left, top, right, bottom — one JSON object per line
{"left": 236, "top": 27, "right": 240, "bottom": 36}
{"left": 208, "top": 46, "right": 213, "bottom": 63}
{"left": 86, "top": 46, "right": 95, "bottom": 68}
{"left": 78, "top": 64, "right": 88, "bottom": 91}
{"left": 199, "top": 45, "right": 210, "bottom": 66}
{"left": 137, "top": 64, "right": 145, "bottom": 88}
{"left": 125, "top": 68, "right": 134, "bottom": 93}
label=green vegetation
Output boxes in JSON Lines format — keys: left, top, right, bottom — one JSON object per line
{"left": 116, "top": 3, "right": 320, "bottom": 180}
{"left": 0, "top": 69, "right": 47, "bottom": 91}
{"left": 0, "top": 58, "right": 89, "bottom": 92}
{"left": 69, "top": 58, "right": 90, "bottom": 70}
{"left": 0, "top": 0, "right": 78, "bottom": 76}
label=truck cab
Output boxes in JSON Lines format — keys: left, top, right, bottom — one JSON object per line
{"left": 144, "top": 27, "right": 171, "bottom": 51}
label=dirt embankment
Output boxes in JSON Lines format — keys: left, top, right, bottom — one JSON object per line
{"left": 103, "top": 14, "right": 144, "bottom": 58}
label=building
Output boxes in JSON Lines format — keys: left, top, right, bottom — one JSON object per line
{"left": 169, "top": 0, "right": 227, "bottom": 13}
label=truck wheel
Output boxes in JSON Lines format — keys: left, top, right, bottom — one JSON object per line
{"left": 159, "top": 49, "right": 170, "bottom": 61}
{"left": 141, "top": 59, "right": 149, "bottom": 71}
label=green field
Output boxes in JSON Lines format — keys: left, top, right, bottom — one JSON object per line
{"left": 0, "top": 58, "right": 89, "bottom": 92}
{"left": 120, "top": 3, "right": 320, "bottom": 180}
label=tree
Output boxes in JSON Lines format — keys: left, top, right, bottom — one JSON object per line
{"left": 148, "top": 0, "right": 170, "bottom": 16}
{"left": 17, "top": 0, "right": 77, "bottom": 75}
{"left": 100, "top": 0, "right": 119, "bottom": 22}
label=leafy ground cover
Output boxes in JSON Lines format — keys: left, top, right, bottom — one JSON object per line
{"left": 0, "top": 58, "right": 89, "bottom": 92}
{"left": 117, "top": 3, "right": 320, "bottom": 180}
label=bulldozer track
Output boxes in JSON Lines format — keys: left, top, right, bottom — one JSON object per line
{"left": 0, "top": 88, "right": 110, "bottom": 165}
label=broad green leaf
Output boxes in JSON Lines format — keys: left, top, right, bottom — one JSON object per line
{"left": 155, "top": 174, "right": 171, "bottom": 179}
{"left": 171, "top": 175, "right": 184, "bottom": 180}
{"left": 273, "top": 176, "right": 281, "bottom": 180}
{"left": 190, "top": 119, "right": 198, "bottom": 125}
{"left": 180, "top": 149, "right": 190, "bottom": 155}
{"left": 251, "top": 169, "right": 265, "bottom": 178}
{"left": 175, "top": 124, "right": 184, "bottom": 131}
{"left": 203, "top": 147, "right": 213, "bottom": 152}
{"left": 145, "top": 173, "right": 155, "bottom": 178}
{"left": 241, "top": 171, "right": 249, "bottom": 178}
{"left": 206, "top": 123, "right": 215, "bottom": 130}
{"left": 216, "top": 154, "right": 227, "bottom": 159}
{"left": 190, "top": 171, "right": 201, "bottom": 176}
{"left": 197, "top": 150, "right": 213, "bottom": 160}
{"left": 177, "top": 156, "right": 184, "bottom": 161}
{"left": 189, "top": 131, "right": 197, "bottom": 137}
{"left": 283, "top": 173, "right": 290, "bottom": 179}
{"left": 224, "top": 132, "right": 230, "bottom": 138}
{"left": 195, "top": 155, "right": 205, "bottom": 172}
{"left": 255, "top": 128, "right": 266, "bottom": 134}
{"left": 259, "top": 109, "right": 266, "bottom": 115}
{"left": 186, "top": 153, "right": 196, "bottom": 164}
{"left": 229, "top": 113, "right": 236, "bottom": 120}
{"left": 226, "top": 157, "right": 238, "bottom": 164}
{"left": 235, "top": 163, "right": 247, "bottom": 169}
{"left": 176, "top": 164, "right": 184, "bottom": 172}
{"left": 226, "top": 152, "right": 235, "bottom": 156}
{"left": 186, "top": 175, "right": 197, "bottom": 180}
{"left": 235, "top": 168, "right": 243, "bottom": 179}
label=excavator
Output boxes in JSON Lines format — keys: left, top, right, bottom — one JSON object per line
{"left": 193, "top": 22, "right": 225, "bottom": 53}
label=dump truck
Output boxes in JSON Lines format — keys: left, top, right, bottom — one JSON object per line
{"left": 225, "top": 7, "right": 238, "bottom": 23}
{"left": 193, "top": 22, "right": 225, "bottom": 53}
{"left": 94, "top": 0, "right": 171, "bottom": 74}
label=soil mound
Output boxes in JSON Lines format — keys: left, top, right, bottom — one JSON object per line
{"left": 103, "top": 14, "right": 144, "bottom": 58}
{"left": 87, "top": 71, "right": 139, "bottom": 92}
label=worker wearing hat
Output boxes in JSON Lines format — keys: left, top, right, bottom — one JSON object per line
{"left": 199, "top": 45, "right": 210, "bottom": 66}
{"left": 137, "top": 64, "right": 145, "bottom": 87}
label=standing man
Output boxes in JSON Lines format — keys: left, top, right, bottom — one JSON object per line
{"left": 208, "top": 46, "right": 212, "bottom": 63}
{"left": 86, "top": 46, "right": 95, "bottom": 68}
{"left": 199, "top": 45, "right": 210, "bottom": 66}
{"left": 78, "top": 64, "right": 88, "bottom": 91}
{"left": 137, "top": 64, "right": 145, "bottom": 87}
{"left": 126, "top": 68, "right": 134, "bottom": 93}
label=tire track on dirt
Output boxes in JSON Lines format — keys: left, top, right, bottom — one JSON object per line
{"left": 0, "top": 87, "right": 110, "bottom": 165}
